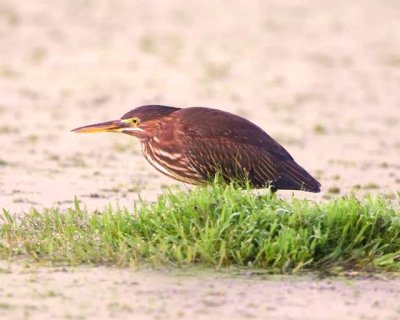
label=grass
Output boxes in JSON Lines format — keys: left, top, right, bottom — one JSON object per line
{"left": 0, "top": 182, "right": 400, "bottom": 273}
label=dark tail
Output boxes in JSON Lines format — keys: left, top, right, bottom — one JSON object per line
{"left": 274, "top": 160, "right": 321, "bottom": 193}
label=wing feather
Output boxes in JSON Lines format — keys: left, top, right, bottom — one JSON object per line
{"left": 175, "top": 107, "right": 320, "bottom": 192}
{"left": 184, "top": 137, "right": 280, "bottom": 187}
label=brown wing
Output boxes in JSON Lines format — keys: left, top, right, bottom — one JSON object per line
{"left": 176, "top": 107, "right": 321, "bottom": 192}
{"left": 176, "top": 107, "right": 294, "bottom": 160}
{"left": 183, "top": 136, "right": 320, "bottom": 192}
{"left": 183, "top": 136, "right": 277, "bottom": 187}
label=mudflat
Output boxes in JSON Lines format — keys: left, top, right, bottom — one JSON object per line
{"left": 1, "top": 262, "right": 400, "bottom": 320}
{"left": 0, "top": 0, "right": 399, "bottom": 319}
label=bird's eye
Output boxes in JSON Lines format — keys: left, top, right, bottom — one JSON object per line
{"left": 130, "top": 117, "right": 140, "bottom": 125}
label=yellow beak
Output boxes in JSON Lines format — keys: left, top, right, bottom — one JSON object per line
{"left": 71, "top": 120, "right": 130, "bottom": 133}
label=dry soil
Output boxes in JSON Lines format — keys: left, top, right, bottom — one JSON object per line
{"left": 0, "top": 0, "right": 399, "bottom": 319}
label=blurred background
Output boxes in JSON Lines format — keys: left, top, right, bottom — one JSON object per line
{"left": 0, "top": 0, "right": 399, "bottom": 211}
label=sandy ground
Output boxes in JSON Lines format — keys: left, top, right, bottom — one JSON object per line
{"left": 1, "top": 261, "right": 400, "bottom": 320}
{"left": 0, "top": 0, "right": 400, "bottom": 319}
{"left": 1, "top": 0, "right": 399, "bottom": 212}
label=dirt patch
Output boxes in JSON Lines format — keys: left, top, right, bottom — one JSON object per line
{"left": 0, "top": 0, "right": 400, "bottom": 319}
{"left": 1, "top": 261, "right": 400, "bottom": 320}
{"left": 0, "top": 0, "right": 399, "bottom": 212}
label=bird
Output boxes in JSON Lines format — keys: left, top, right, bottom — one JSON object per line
{"left": 72, "top": 105, "right": 321, "bottom": 192}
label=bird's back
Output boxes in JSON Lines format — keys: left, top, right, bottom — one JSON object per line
{"left": 176, "top": 107, "right": 292, "bottom": 158}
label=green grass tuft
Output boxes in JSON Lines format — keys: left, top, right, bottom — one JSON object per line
{"left": 1, "top": 183, "right": 400, "bottom": 273}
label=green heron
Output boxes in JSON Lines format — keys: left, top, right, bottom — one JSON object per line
{"left": 72, "top": 105, "right": 321, "bottom": 192}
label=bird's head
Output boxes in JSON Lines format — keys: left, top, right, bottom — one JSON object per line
{"left": 72, "top": 105, "right": 180, "bottom": 140}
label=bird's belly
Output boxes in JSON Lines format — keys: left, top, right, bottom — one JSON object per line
{"left": 141, "top": 142, "right": 203, "bottom": 184}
